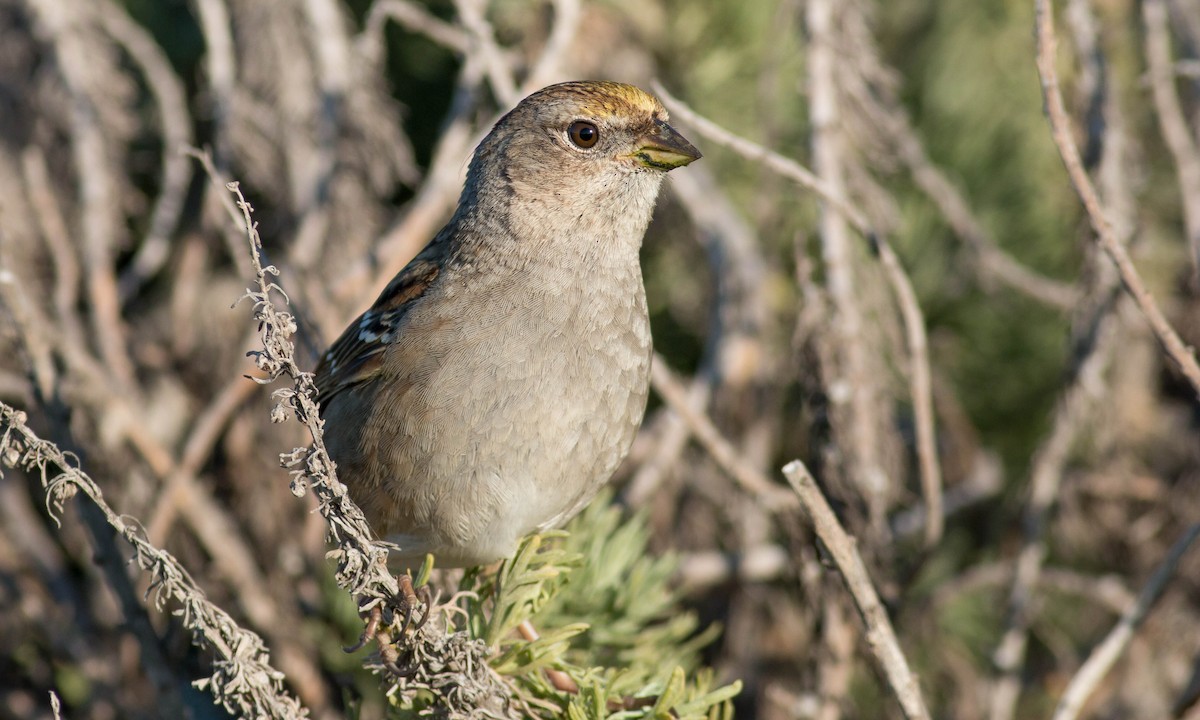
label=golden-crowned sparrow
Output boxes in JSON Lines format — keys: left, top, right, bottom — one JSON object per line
{"left": 314, "top": 81, "right": 700, "bottom": 568}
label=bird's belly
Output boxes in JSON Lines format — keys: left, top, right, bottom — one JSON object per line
{"left": 367, "top": 291, "right": 651, "bottom": 566}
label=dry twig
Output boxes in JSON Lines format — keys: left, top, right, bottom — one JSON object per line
{"left": 28, "top": 0, "right": 136, "bottom": 392}
{"left": 806, "top": 0, "right": 891, "bottom": 524}
{"left": 872, "top": 102, "right": 1077, "bottom": 309}
{"left": 1143, "top": 0, "right": 1200, "bottom": 282}
{"left": 988, "top": 302, "right": 1123, "bottom": 720}
{"left": 782, "top": 459, "right": 932, "bottom": 720}
{"left": 650, "top": 355, "right": 797, "bottom": 512}
{"left": 192, "top": 0, "right": 236, "bottom": 165}
{"left": 97, "top": 0, "right": 194, "bottom": 302}
{"left": 1052, "top": 524, "right": 1200, "bottom": 720}
{"left": 215, "top": 164, "right": 399, "bottom": 599}
{"left": 361, "top": 0, "right": 470, "bottom": 55}
{"left": 192, "top": 151, "right": 513, "bottom": 716}
{"left": 1034, "top": 0, "right": 1200, "bottom": 396}
{"left": 655, "top": 80, "right": 944, "bottom": 545}
{"left": 453, "top": 0, "right": 518, "bottom": 105}
{"left": 0, "top": 404, "right": 308, "bottom": 719}
{"left": 990, "top": 10, "right": 1137, "bottom": 709}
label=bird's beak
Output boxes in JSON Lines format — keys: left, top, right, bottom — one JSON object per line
{"left": 629, "top": 120, "right": 702, "bottom": 170}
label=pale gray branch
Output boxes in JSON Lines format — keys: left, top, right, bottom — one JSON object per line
{"left": 1035, "top": 0, "right": 1200, "bottom": 396}
{"left": 1053, "top": 524, "right": 1200, "bottom": 720}
{"left": 783, "top": 459, "right": 932, "bottom": 720}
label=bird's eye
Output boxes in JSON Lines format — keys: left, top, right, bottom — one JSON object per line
{"left": 568, "top": 120, "right": 599, "bottom": 149}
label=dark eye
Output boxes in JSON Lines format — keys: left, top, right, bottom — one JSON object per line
{"left": 568, "top": 120, "right": 599, "bottom": 149}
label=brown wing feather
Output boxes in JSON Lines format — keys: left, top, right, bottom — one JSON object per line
{"left": 314, "top": 259, "right": 441, "bottom": 411}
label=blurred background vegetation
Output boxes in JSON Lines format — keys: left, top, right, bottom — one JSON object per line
{"left": 2, "top": 0, "right": 1200, "bottom": 717}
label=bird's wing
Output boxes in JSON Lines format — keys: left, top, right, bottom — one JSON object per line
{"left": 314, "top": 252, "right": 443, "bottom": 411}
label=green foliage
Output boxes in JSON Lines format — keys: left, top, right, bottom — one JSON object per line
{"left": 388, "top": 497, "right": 739, "bottom": 719}
{"left": 651, "top": 0, "right": 1092, "bottom": 480}
{"left": 538, "top": 497, "right": 722, "bottom": 676}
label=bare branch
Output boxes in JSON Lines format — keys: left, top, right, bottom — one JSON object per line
{"left": 453, "top": 0, "right": 518, "bottom": 106}
{"left": 0, "top": 404, "right": 308, "bottom": 719}
{"left": 988, "top": 301, "right": 1123, "bottom": 720}
{"left": 1143, "top": 0, "right": 1200, "bottom": 283}
{"left": 1053, "top": 524, "right": 1200, "bottom": 720}
{"left": 1035, "top": 0, "right": 1200, "bottom": 396}
{"left": 97, "top": 0, "right": 194, "bottom": 302}
{"left": 650, "top": 356, "right": 797, "bottom": 512}
{"left": 289, "top": 0, "right": 353, "bottom": 268}
{"left": 783, "top": 459, "right": 932, "bottom": 720}
{"left": 817, "top": 598, "right": 855, "bottom": 720}
{"left": 361, "top": 0, "right": 470, "bottom": 54}
{"left": 20, "top": 148, "right": 85, "bottom": 351}
{"left": 655, "top": 80, "right": 944, "bottom": 545}
{"left": 881, "top": 112, "right": 1077, "bottom": 309}
{"left": 520, "top": 0, "right": 582, "bottom": 92}
{"left": 28, "top": 0, "right": 136, "bottom": 391}
{"left": 192, "top": 0, "right": 237, "bottom": 165}
{"left": 675, "top": 545, "right": 791, "bottom": 590}
{"left": 875, "top": 238, "right": 943, "bottom": 546}
{"left": 653, "top": 81, "right": 870, "bottom": 234}
{"left": 145, "top": 376, "right": 258, "bottom": 545}
{"left": 807, "top": 0, "right": 891, "bottom": 521}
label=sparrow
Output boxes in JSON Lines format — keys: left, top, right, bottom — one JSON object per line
{"left": 314, "top": 81, "right": 700, "bottom": 568}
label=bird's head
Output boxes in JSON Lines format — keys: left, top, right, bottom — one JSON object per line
{"left": 461, "top": 81, "right": 701, "bottom": 241}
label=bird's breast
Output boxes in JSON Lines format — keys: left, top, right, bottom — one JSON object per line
{"left": 366, "top": 252, "right": 651, "bottom": 561}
